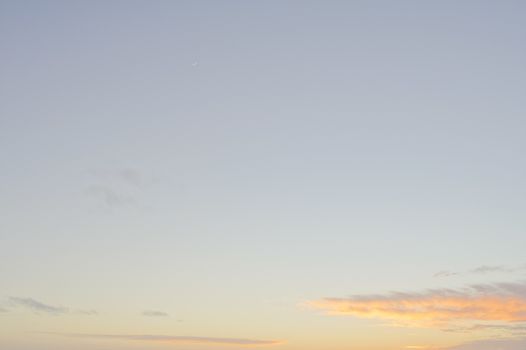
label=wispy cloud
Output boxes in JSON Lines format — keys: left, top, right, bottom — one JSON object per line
{"left": 470, "top": 265, "right": 515, "bottom": 274}
{"left": 0, "top": 306, "right": 8, "bottom": 313}
{"left": 74, "top": 309, "right": 98, "bottom": 315}
{"left": 142, "top": 310, "right": 168, "bottom": 317}
{"left": 86, "top": 185, "right": 134, "bottom": 207}
{"left": 444, "top": 337, "right": 526, "bottom": 350}
{"left": 443, "top": 323, "right": 526, "bottom": 336}
{"left": 307, "top": 281, "right": 526, "bottom": 328}
{"left": 85, "top": 168, "right": 150, "bottom": 208}
{"left": 118, "top": 168, "right": 144, "bottom": 187}
{"left": 9, "top": 297, "right": 68, "bottom": 315}
{"left": 7, "top": 297, "right": 96, "bottom": 316}
{"left": 433, "top": 271, "right": 459, "bottom": 278}
{"left": 59, "top": 333, "right": 282, "bottom": 346}
{"left": 434, "top": 264, "right": 526, "bottom": 278}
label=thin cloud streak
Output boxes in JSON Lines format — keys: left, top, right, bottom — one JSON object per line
{"left": 444, "top": 337, "right": 526, "bottom": 350}
{"left": 7, "top": 297, "right": 96, "bottom": 316}
{"left": 471, "top": 265, "right": 514, "bottom": 274}
{"left": 9, "top": 297, "right": 68, "bottom": 315}
{"left": 60, "top": 333, "right": 283, "bottom": 346}
{"left": 433, "top": 271, "right": 459, "bottom": 278}
{"left": 434, "top": 264, "right": 526, "bottom": 278}
{"left": 308, "top": 281, "right": 526, "bottom": 327}
{"left": 74, "top": 309, "right": 98, "bottom": 315}
{"left": 443, "top": 323, "right": 526, "bottom": 336}
{"left": 142, "top": 310, "right": 169, "bottom": 317}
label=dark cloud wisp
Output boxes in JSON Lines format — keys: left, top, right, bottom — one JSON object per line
{"left": 9, "top": 297, "right": 68, "bottom": 315}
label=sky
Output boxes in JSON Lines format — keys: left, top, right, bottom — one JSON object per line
{"left": 1, "top": 1, "right": 526, "bottom": 349}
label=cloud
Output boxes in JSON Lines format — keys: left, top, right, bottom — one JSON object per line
{"left": 59, "top": 333, "right": 282, "bottom": 346}
{"left": 433, "top": 271, "right": 459, "bottom": 278}
{"left": 444, "top": 337, "right": 526, "bottom": 350}
{"left": 0, "top": 306, "right": 8, "bottom": 313}
{"left": 442, "top": 323, "right": 526, "bottom": 336}
{"left": 307, "top": 281, "right": 526, "bottom": 327}
{"left": 470, "top": 265, "right": 514, "bottom": 274}
{"left": 7, "top": 297, "right": 96, "bottom": 316}
{"left": 74, "top": 309, "right": 98, "bottom": 315}
{"left": 434, "top": 264, "right": 526, "bottom": 278}
{"left": 86, "top": 185, "right": 134, "bottom": 207}
{"left": 142, "top": 310, "right": 168, "bottom": 317}
{"left": 118, "top": 168, "right": 143, "bottom": 187}
{"left": 85, "top": 168, "right": 153, "bottom": 208}
{"left": 9, "top": 297, "right": 69, "bottom": 315}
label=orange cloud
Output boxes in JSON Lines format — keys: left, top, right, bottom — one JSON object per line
{"left": 308, "top": 282, "right": 526, "bottom": 327}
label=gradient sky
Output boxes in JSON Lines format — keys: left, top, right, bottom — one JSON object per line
{"left": 1, "top": 1, "right": 526, "bottom": 350}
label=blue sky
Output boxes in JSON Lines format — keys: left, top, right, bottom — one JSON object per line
{"left": 1, "top": 1, "right": 526, "bottom": 349}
